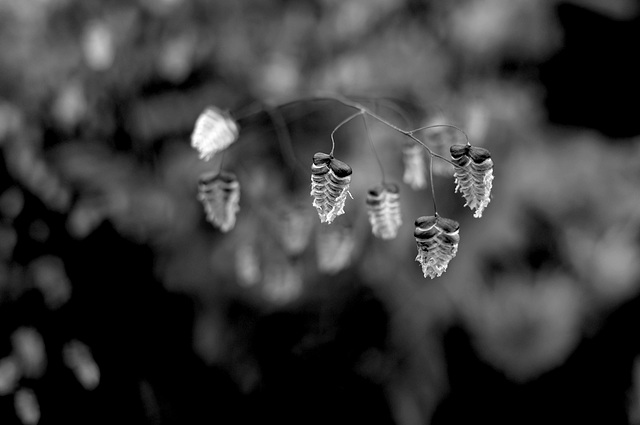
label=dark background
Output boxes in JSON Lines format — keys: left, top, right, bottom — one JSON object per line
{"left": 1, "top": 1, "right": 640, "bottom": 424}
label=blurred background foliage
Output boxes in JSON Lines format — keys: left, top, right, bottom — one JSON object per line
{"left": 1, "top": 0, "right": 640, "bottom": 424}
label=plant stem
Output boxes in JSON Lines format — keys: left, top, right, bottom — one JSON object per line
{"left": 263, "top": 103, "right": 307, "bottom": 176}
{"left": 330, "top": 111, "right": 363, "bottom": 157}
{"left": 428, "top": 149, "right": 437, "bottom": 215}
{"left": 361, "top": 113, "right": 385, "bottom": 184}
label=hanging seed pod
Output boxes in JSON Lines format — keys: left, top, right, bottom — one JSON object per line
{"left": 366, "top": 183, "right": 402, "bottom": 240}
{"left": 11, "top": 327, "right": 46, "bottom": 380}
{"left": 414, "top": 215, "right": 460, "bottom": 279}
{"left": 402, "top": 143, "right": 428, "bottom": 190}
{"left": 262, "top": 260, "right": 304, "bottom": 305}
{"left": 277, "top": 205, "right": 315, "bottom": 256}
{"left": 191, "top": 106, "right": 239, "bottom": 161}
{"left": 310, "top": 152, "right": 352, "bottom": 224}
{"left": 0, "top": 356, "right": 19, "bottom": 396}
{"left": 197, "top": 171, "right": 241, "bottom": 232}
{"left": 316, "top": 226, "right": 356, "bottom": 275}
{"left": 450, "top": 144, "right": 494, "bottom": 218}
{"left": 14, "top": 387, "right": 40, "bottom": 425}
{"left": 235, "top": 243, "right": 262, "bottom": 287}
{"left": 63, "top": 340, "right": 100, "bottom": 391}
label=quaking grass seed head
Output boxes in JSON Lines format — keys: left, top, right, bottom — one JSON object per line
{"left": 414, "top": 215, "right": 460, "bottom": 278}
{"left": 197, "top": 170, "right": 241, "bottom": 232}
{"left": 450, "top": 144, "right": 494, "bottom": 218}
{"left": 366, "top": 183, "right": 402, "bottom": 240}
{"left": 310, "top": 153, "right": 352, "bottom": 224}
{"left": 191, "top": 106, "right": 240, "bottom": 161}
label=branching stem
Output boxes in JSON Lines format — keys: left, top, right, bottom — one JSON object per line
{"left": 263, "top": 103, "right": 307, "bottom": 176}
{"left": 361, "top": 113, "right": 385, "bottom": 184}
{"left": 330, "top": 111, "right": 364, "bottom": 157}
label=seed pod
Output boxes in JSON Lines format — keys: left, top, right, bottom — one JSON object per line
{"left": 0, "top": 357, "right": 19, "bottom": 396}
{"left": 414, "top": 215, "right": 460, "bottom": 279}
{"left": 11, "top": 327, "right": 46, "bottom": 379}
{"left": 262, "top": 260, "right": 304, "bottom": 305}
{"left": 198, "top": 171, "right": 241, "bottom": 232}
{"left": 366, "top": 183, "right": 402, "bottom": 240}
{"left": 402, "top": 143, "right": 428, "bottom": 190}
{"left": 14, "top": 387, "right": 40, "bottom": 425}
{"left": 450, "top": 144, "right": 494, "bottom": 218}
{"left": 63, "top": 340, "right": 100, "bottom": 391}
{"left": 277, "top": 204, "right": 315, "bottom": 256}
{"left": 191, "top": 106, "right": 239, "bottom": 161}
{"left": 235, "top": 243, "right": 261, "bottom": 287}
{"left": 316, "top": 225, "right": 356, "bottom": 275}
{"left": 310, "top": 152, "right": 352, "bottom": 224}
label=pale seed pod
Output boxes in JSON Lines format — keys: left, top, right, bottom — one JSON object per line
{"left": 197, "top": 171, "right": 241, "bottom": 232}
{"left": 82, "top": 20, "right": 114, "bottom": 71}
{"left": 63, "top": 340, "right": 100, "bottom": 391}
{"left": 277, "top": 205, "right": 315, "bottom": 255}
{"left": 450, "top": 144, "right": 494, "bottom": 218}
{"left": 366, "top": 183, "right": 402, "bottom": 240}
{"left": 262, "top": 260, "right": 304, "bottom": 305}
{"left": 29, "top": 256, "right": 72, "bottom": 310}
{"left": 235, "top": 243, "right": 262, "bottom": 287}
{"left": 14, "top": 387, "right": 40, "bottom": 425}
{"left": 316, "top": 225, "right": 356, "bottom": 275}
{"left": 402, "top": 143, "right": 428, "bottom": 190}
{"left": 414, "top": 215, "right": 460, "bottom": 279}
{"left": 0, "top": 357, "right": 19, "bottom": 396}
{"left": 191, "top": 106, "right": 239, "bottom": 161}
{"left": 310, "top": 152, "right": 352, "bottom": 224}
{"left": 11, "top": 327, "right": 46, "bottom": 380}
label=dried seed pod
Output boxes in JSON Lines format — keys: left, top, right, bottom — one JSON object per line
{"left": 235, "top": 243, "right": 262, "bottom": 287}
{"left": 11, "top": 327, "right": 46, "bottom": 380}
{"left": 414, "top": 215, "right": 460, "bottom": 279}
{"left": 402, "top": 143, "right": 428, "bottom": 190}
{"left": 316, "top": 226, "right": 356, "bottom": 275}
{"left": 450, "top": 144, "right": 494, "bottom": 218}
{"left": 262, "top": 260, "right": 304, "bottom": 305}
{"left": 14, "top": 387, "right": 40, "bottom": 425}
{"left": 0, "top": 357, "right": 19, "bottom": 396}
{"left": 29, "top": 255, "right": 72, "bottom": 310}
{"left": 191, "top": 106, "right": 239, "bottom": 161}
{"left": 310, "top": 152, "right": 352, "bottom": 224}
{"left": 63, "top": 340, "right": 100, "bottom": 390}
{"left": 198, "top": 171, "right": 241, "bottom": 232}
{"left": 277, "top": 205, "right": 315, "bottom": 255}
{"left": 366, "top": 183, "right": 402, "bottom": 240}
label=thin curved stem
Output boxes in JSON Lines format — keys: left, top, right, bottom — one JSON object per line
{"left": 326, "top": 96, "right": 459, "bottom": 163}
{"left": 350, "top": 96, "right": 413, "bottom": 128}
{"left": 428, "top": 150, "right": 437, "bottom": 215}
{"left": 263, "top": 104, "right": 307, "bottom": 176}
{"left": 234, "top": 94, "right": 460, "bottom": 165}
{"left": 361, "top": 113, "right": 385, "bottom": 184}
{"left": 330, "top": 111, "right": 364, "bottom": 157}
{"left": 409, "top": 123, "right": 469, "bottom": 145}
{"left": 231, "top": 100, "right": 265, "bottom": 121}
{"left": 217, "top": 149, "right": 226, "bottom": 175}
